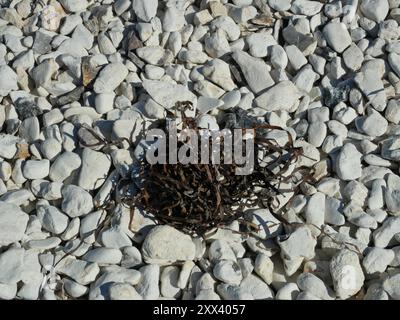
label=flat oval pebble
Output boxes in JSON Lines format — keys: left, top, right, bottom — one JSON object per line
{"left": 141, "top": 225, "right": 196, "bottom": 265}
{"left": 61, "top": 185, "right": 93, "bottom": 217}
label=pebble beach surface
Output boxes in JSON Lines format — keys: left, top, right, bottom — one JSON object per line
{"left": 0, "top": 0, "right": 400, "bottom": 300}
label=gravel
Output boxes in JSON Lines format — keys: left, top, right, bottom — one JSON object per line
{"left": 0, "top": 0, "right": 400, "bottom": 301}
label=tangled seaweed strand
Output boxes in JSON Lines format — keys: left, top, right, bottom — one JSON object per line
{"left": 125, "top": 102, "right": 316, "bottom": 237}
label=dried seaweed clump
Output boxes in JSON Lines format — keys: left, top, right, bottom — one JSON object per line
{"left": 128, "top": 103, "right": 314, "bottom": 237}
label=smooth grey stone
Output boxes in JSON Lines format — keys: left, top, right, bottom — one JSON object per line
{"left": 61, "top": 185, "right": 93, "bottom": 217}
